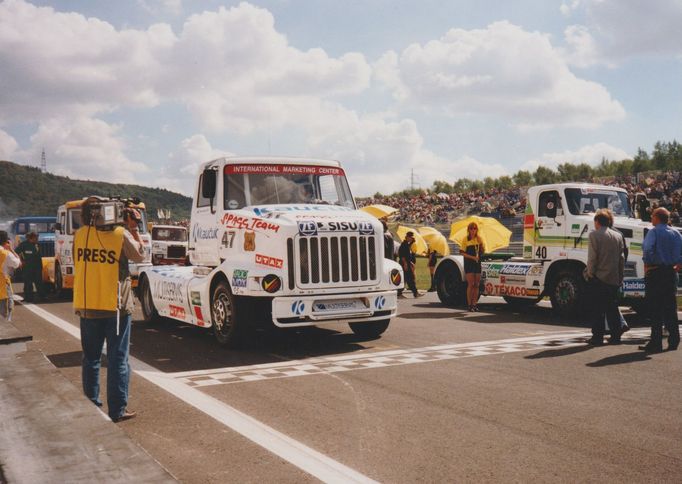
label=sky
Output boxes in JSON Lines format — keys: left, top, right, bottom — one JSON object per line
{"left": 0, "top": 0, "right": 681, "bottom": 197}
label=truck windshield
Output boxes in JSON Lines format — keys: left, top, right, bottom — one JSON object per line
{"left": 153, "top": 227, "right": 187, "bottom": 241}
{"left": 564, "top": 188, "right": 631, "bottom": 216}
{"left": 223, "top": 164, "right": 355, "bottom": 209}
{"left": 15, "top": 221, "right": 56, "bottom": 234}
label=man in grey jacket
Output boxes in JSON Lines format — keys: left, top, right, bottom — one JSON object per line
{"left": 586, "top": 209, "right": 625, "bottom": 345}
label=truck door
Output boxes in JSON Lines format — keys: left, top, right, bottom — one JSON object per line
{"left": 535, "top": 189, "right": 566, "bottom": 258}
{"left": 190, "top": 167, "right": 222, "bottom": 266}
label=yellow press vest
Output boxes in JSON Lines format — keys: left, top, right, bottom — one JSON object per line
{"left": 0, "top": 249, "right": 9, "bottom": 300}
{"left": 73, "top": 226, "right": 124, "bottom": 312}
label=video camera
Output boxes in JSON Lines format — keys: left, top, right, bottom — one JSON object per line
{"left": 86, "top": 196, "right": 142, "bottom": 228}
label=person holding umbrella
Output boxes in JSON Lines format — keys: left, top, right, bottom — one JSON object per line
{"left": 460, "top": 222, "right": 485, "bottom": 311}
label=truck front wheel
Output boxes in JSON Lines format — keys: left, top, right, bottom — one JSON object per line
{"left": 211, "top": 281, "right": 242, "bottom": 347}
{"left": 349, "top": 319, "right": 390, "bottom": 338}
{"left": 435, "top": 262, "right": 466, "bottom": 307}
{"left": 139, "top": 275, "right": 159, "bottom": 322}
{"left": 549, "top": 270, "right": 585, "bottom": 317}
{"left": 54, "top": 263, "right": 64, "bottom": 297}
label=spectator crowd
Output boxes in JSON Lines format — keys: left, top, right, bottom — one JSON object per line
{"left": 358, "top": 170, "right": 682, "bottom": 226}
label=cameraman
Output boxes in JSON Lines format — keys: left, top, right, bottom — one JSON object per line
{"left": 72, "top": 198, "right": 145, "bottom": 422}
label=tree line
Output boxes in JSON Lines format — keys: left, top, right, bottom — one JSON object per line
{"left": 0, "top": 160, "right": 192, "bottom": 220}
{"left": 381, "top": 140, "right": 682, "bottom": 197}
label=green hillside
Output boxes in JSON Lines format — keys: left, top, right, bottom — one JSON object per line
{"left": 0, "top": 160, "right": 192, "bottom": 221}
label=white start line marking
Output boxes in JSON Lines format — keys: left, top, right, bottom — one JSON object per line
{"left": 20, "top": 303, "right": 379, "bottom": 484}
{"left": 169, "top": 328, "right": 650, "bottom": 387}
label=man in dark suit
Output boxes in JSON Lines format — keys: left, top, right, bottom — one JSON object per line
{"left": 640, "top": 207, "right": 682, "bottom": 353}
{"left": 586, "top": 209, "right": 625, "bottom": 346}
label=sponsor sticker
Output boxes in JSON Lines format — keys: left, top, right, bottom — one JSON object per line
{"left": 190, "top": 291, "right": 202, "bottom": 306}
{"left": 499, "top": 264, "right": 531, "bottom": 276}
{"left": 232, "top": 269, "right": 248, "bottom": 288}
{"left": 571, "top": 224, "right": 580, "bottom": 234}
{"left": 192, "top": 224, "right": 219, "bottom": 242}
{"left": 221, "top": 213, "right": 280, "bottom": 234}
{"left": 225, "top": 164, "right": 345, "bottom": 176}
{"left": 255, "top": 253, "right": 284, "bottom": 269}
{"left": 169, "top": 305, "right": 186, "bottom": 319}
{"left": 253, "top": 205, "right": 352, "bottom": 216}
{"left": 262, "top": 274, "right": 281, "bottom": 293}
{"left": 526, "top": 288, "right": 540, "bottom": 297}
{"left": 622, "top": 279, "right": 646, "bottom": 292}
{"left": 153, "top": 279, "right": 185, "bottom": 303}
{"left": 298, "top": 220, "right": 375, "bottom": 236}
{"left": 291, "top": 300, "right": 305, "bottom": 315}
{"left": 313, "top": 299, "right": 365, "bottom": 312}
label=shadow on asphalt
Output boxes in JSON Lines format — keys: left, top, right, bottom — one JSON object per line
{"left": 525, "top": 344, "right": 595, "bottom": 359}
{"left": 129, "top": 318, "right": 376, "bottom": 373}
{"left": 586, "top": 350, "right": 652, "bottom": 367}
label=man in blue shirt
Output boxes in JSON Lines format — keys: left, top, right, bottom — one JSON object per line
{"left": 641, "top": 207, "right": 682, "bottom": 353}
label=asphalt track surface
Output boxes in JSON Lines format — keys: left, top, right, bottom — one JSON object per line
{"left": 10, "top": 291, "right": 682, "bottom": 483}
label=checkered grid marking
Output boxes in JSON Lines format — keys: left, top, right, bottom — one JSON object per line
{"left": 177, "top": 329, "right": 649, "bottom": 387}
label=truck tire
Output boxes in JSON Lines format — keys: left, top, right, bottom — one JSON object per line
{"left": 503, "top": 296, "right": 540, "bottom": 309}
{"left": 211, "top": 281, "right": 243, "bottom": 347}
{"left": 139, "top": 275, "right": 159, "bottom": 322}
{"left": 549, "top": 270, "right": 585, "bottom": 317}
{"left": 54, "top": 263, "right": 64, "bottom": 297}
{"left": 435, "top": 262, "right": 466, "bottom": 307}
{"left": 349, "top": 319, "right": 390, "bottom": 338}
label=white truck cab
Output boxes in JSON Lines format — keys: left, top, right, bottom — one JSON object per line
{"left": 52, "top": 198, "right": 152, "bottom": 292}
{"left": 138, "top": 157, "right": 404, "bottom": 347}
{"left": 151, "top": 225, "right": 188, "bottom": 265}
{"left": 435, "top": 183, "right": 659, "bottom": 316}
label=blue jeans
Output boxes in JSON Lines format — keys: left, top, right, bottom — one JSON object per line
{"left": 80, "top": 314, "right": 131, "bottom": 420}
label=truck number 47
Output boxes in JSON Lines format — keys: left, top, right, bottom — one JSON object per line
{"left": 222, "top": 231, "right": 236, "bottom": 248}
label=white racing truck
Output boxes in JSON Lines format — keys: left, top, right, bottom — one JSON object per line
{"left": 434, "top": 182, "right": 662, "bottom": 316}
{"left": 151, "top": 225, "right": 188, "bottom": 265}
{"left": 138, "top": 157, "right": 404, "bottom": 347}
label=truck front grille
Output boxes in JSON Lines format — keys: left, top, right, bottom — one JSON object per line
{"left": 167, "top": 245, "right": 186, "bottom": 259}
{"left": 39, "top": 241, "right": 55, "bottom": 257}
{"left": 295, "top": 235, "right": 377, "bottom": 288}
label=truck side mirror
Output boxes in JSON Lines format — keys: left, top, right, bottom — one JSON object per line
{"left": 201, "top": 169, "right": 217, "bottom": 200}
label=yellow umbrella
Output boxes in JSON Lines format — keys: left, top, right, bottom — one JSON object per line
{"left": 418, "top": 227, "right": 451, "bottom": 256}
{"left": 449, "top": 216, "right": 512, "bottom": 253}
{"left": 395, "top": 225, "right": 428, "bottom": 255}
{"left": 359, "top": 204, "right": 398, "bottom": 219}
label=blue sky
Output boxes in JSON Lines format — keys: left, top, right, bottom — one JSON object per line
{"left": 1, "top": 0, "right": 681, "bottom": 196}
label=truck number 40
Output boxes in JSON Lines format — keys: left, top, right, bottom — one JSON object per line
{"left": 535, "top": 246, "right": 547, "bottom": 259}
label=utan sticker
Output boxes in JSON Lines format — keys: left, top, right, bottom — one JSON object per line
{"left": 232, "top": 269, "right": 248, "bottom": 288}
{"left": 169, "top": 305, "right": 186, "bottom": 319}
{"left": 255, "top": 254, "right": 284, "bottom": 269}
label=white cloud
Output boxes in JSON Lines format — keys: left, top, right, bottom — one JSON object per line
{"left": 522, "top": 142, "right": 630, "bottom": 172}
{"left": 0, "top": 129, "right": 19, "bottom": 160}
{"left": 15, "top": 117, "right": 148, "bottom": 183}
{"left": 138, "top": 0, "right": 183, "bottom": 16}
{"left": 304, "top": 106, "right": 506, "bottom": 196}
{"left": 560, "top": 25, "right": 601, "bottom": 68}
{"left": 375, "top": 21, "right": 625, "bottom": 129}
{"left": 158, "top": 134, "right": 233, "bottom": 194}
{"left": 561, "top": 0, "right": 682, "bottom": 63}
